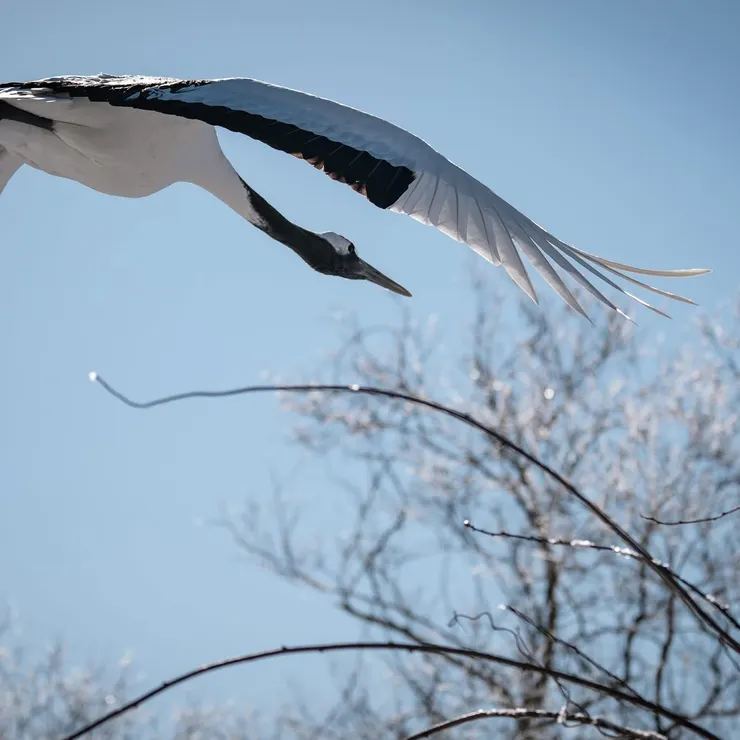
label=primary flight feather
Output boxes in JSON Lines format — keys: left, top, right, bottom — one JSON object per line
{"left": 0, "top": 74, "right": 709, "bottom": 318}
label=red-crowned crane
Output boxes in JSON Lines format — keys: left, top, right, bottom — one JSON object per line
{"left": 0, "top": 74, "right": 709, "bottom": 318}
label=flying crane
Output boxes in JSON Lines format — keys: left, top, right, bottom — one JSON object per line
{"left": 0, "top": 74, "right": 709, "bottom": 318}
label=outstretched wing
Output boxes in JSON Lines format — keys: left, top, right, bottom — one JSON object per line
{"left": 0, "top": 146, "right": 23, "bottom": 195}
{"left": 0, "top": 75, "right": 709, "bottom": 318}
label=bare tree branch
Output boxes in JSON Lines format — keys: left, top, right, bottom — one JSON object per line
{"left": 641, "top": 504, "right": 740, "bottom": 527}
{"left": 463, "top": 519, "right": 740, "bottom": 631}
{"left": 60, "top": 641, "right": 717, "bottom": 740}
{"left": 88, "top": 372, "right": 740, "bottom": 656}
{"left": 402, "top": 707, "right": 669, "bottom": 740}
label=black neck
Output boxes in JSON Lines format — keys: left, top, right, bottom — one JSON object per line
{"left": 238, "top": 177, "right": 335, "bottom": 272}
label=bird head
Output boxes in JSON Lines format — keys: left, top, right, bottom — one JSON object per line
{"left": 317, "top": 232, "right": 411, "bottom": 297}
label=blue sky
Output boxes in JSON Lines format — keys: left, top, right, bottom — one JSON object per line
{"left": 2, "top": 0, "right": 739, "bottom": 725}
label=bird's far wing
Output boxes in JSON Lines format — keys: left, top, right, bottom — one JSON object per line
{"left": 390, "top": 159, "right": 710, "bottom": 319}
{"left": 0, "top": 75, "right": 709, "bottom": 318}
{"left": 0, "top": 146, "right": 23, "bottom": 195}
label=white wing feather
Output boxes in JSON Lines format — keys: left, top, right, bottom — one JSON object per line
{"left": 389, "top": 159, "right": 708, "bottom": 318}
{"left": 0, "top": 75, "right": 710, "bottom": 316}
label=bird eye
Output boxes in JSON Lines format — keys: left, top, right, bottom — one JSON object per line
{"left": 348, "top": 244, "right": 356, "bottom": 255}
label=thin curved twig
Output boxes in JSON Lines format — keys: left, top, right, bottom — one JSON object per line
{"left": 464, "top": 520, "right": 740, "bottom": 631}
{"left": 59, "top": 640, "right": 715, "bottom": 740}
{"left": 88, "top": 373, "right": 740, "bottom": 655}
{"left": 641, "top": 504, "right": 740, "bottom": 526}
{"left": 403, "top": 707, "right": 668, "bottom": 740}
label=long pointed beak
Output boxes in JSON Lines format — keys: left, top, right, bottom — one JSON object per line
{"left": 357, "top": 258, "right": 412, "bottom": 297}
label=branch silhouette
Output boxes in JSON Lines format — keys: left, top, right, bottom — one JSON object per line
{"left": 88, "top": 372, "right": 740, "bottom": 655}
{"left": 403, "top": 708, "right": 668, "bottom": 740}
{"left": 641, "top": 504, "right": 740, "bottom": 526}
{"left": 60, "top": 640, "right": 716, "bottom": 740}
{"left": 464, "top": 520, "right": 740, "bottom": 631}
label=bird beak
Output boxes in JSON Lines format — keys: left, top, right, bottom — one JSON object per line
{"left": 356, "top": 258, "right": 412, "bottom": 297}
